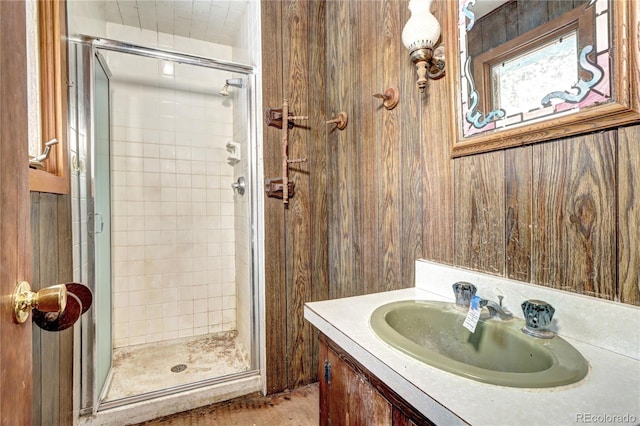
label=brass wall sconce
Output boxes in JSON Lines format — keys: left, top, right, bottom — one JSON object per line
{"left": 373, "top": 87, "right": 400, "bottom": 110}
{"left": 402, "top": 0, "right": 445, "bottom": 92}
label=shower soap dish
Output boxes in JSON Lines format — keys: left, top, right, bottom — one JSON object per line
{"left": 226, "top": 141, "right": 241, "bottom": 164}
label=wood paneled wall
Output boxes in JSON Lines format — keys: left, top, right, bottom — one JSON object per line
{"left": 261, "top": 0, "right": 329, "bottom": 393}
{"left": 262, "top": 0, "right": 639, "bottom": 394}
{"left": 31, "top": 192, "right": 73, "bottom": 426}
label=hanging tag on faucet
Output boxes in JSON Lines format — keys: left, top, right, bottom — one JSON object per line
{"left": 463, "top": 295, "right": 481, "bottom": 333}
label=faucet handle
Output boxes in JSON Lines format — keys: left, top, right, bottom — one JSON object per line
{"left": 452, "top": 282, "right": 477, "bottom": 307}
{"left": 521, "top": 300, "right": 555, "bottom": 339}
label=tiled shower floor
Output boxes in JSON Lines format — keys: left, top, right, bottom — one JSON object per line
{"left": 103, "top": 330, "right": 251, "bottom": 402}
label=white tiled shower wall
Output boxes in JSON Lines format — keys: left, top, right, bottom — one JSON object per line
{"left": 105, "top": 30, "right": 239, "bottom": 348}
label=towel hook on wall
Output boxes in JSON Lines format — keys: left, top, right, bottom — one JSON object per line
{"left": 326, "top": 111, "right": 349, "bottom": 130}
{"left": 373, "top": 87, "right": 400, "bottom": 110}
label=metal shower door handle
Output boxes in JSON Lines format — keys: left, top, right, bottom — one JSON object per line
{"left": 89, "top": 212, "right": 105, "bottom": 235}
{"left": 94, "top": 213, "right": 104, "bottom": 234}
{"left": 232, "top": 177, "right": 246, "bottom": 195}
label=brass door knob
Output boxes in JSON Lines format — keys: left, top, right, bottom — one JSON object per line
{"left": 13, "top": 281, "right": 67, "bottom": 324}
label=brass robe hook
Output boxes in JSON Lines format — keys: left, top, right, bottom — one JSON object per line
{"left": 326, "top": 112, "right": 348, "bottom": 130}
{"left": 373, "top": 87, "right": 399, "bottom": 110}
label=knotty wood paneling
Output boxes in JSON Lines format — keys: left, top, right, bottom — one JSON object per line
{"left": 307, "top": 0, "right": 328, "bottom": 392}
{"left": 327, "top": 0, "right": 356, "bottom": 300}
{"left": 505, "top": 147, "right": 532, "bottom": 282}
{"left": 421, "top": 0, "right": 454, "bottom": 266}
{"left": 617, "top": 124, "right": 640, "bottom": 305}
{"left": 454, "top": 151, "right": 505, "bottom": 275}
{"left": 377, "top": 0, "right": 403, "bottom": 292}
{"left": 399, "top": 0, "right": 424, "bottom": 287}
{"left": 262, "top": 0, "right": 639, "bottom": 395}
{"left": 398, "top": 0, "right": 427, "bottom": 289}
{"left": 531, "top": 132, "right": 616, "bottom": 299}
{"left": 283, "top": 0, "right": 313, "bottom": 390}
{"left": 262, "top": 0, "right": 329, "bottom": 392}
{"left": 261, "top": 0, "right": 287, "bottom": 394}
{"left": 355, "top": 0, "right": 379, "bottom": 297}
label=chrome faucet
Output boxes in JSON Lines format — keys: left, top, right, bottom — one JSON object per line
{"left": 477, "top": 298, "right": 514, "bottom": 320}
{"left": 452, "top": 282, "right": 513, "bottom": 320}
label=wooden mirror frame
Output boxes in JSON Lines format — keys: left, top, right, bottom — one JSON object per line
{"left": 446, "top": 0, "right": 640, "bottom": 157}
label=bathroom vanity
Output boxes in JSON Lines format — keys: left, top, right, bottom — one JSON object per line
{"left": 304, "top": 261, "right": 640, "bottom": 425}
{"left": 318, "top": 333, "right": 433, "bottom": 425}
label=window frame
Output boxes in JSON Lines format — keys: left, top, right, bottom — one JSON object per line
{"left": 29, "top": 0, "right": 69, "bottom": 194}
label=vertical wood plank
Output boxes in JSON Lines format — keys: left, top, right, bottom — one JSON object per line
{"left": 399, "top": 0, "right": 422, "bottom": 288}
{"left": 422, "top": 0, "right": 455, "bottom": 266}
{"left": 617, "top": 125, "right": 640, "bottom": 305}
{"left": 308, "top": 0, "right": 328, "bottom": 385}
{"left": 548, "top": 0, "right": 584, "bottom": 21}
{"left": 349, "top": 0, "right": 364, "bottom": 298}
{"left": 454, "top": 151, "right": 505, "bottom": 275}
{"left": 283, "top": 0, "right": 310, "bottom": 390}
{"left": 517, "top": 0, "right": 549, "bottom": 35}
{"left": 480, "top": 7, "right": 507, "bottom": 52}
{"left": 325, "top": 0, "right": 339, "bottom": 298}
{"left": 260, "top": 0, "right": 287, "bottom": 394}
{"left": 505, "top": 146, "right": 532, "bottom": 281}
{"left": 504, "top": 2, "right": 519, "bottom": 41}
{"left": 357, "top": 0, "right": 380, "bottom": 296}
{"left": 327, "top": 0, "right": 357, "bottom": 299}
{"left": 378, "top": 0, "right": 402, "bottom": 292}
{"left": 531, "top": 133, "right": 616, "bottom": 299}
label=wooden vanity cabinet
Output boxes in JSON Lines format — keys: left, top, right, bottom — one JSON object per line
{"left": 318, "top": 333, "right": 434, "bottom": 426}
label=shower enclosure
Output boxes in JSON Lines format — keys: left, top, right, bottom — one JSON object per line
{"left": 68, "top": 37, "right": 260, "bottom": 415}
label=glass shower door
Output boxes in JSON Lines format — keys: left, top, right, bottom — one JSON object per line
{"left": 72, "top": 41, "right": 114, "bottom": 415}
{"left": 72, "top": 38, "right": 261, "bottom": 415}
{"left": 91, "top": 51, "right": 113, "bottom": 404}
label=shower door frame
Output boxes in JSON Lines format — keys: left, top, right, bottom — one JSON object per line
{"left": 70, "top": 35, "right": 262, "bottom": 415}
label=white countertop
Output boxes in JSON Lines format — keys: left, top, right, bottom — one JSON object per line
{"left": 304, "top": 269, "right": 640, "bottom": 425}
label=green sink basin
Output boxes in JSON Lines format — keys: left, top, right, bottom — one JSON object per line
{"left": 370, "top": 300, "right": 589, "bottom": 388}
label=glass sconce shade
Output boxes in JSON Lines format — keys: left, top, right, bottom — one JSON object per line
{"left": 402, "top": 0, "right": 445, "bottom": 91}
{"left": 402, "top": 0, "right": 441, "bottom": 52}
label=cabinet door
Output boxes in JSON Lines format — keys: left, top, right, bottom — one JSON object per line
{"left": 319, "top": 339, "right": 392, "bottom": 425}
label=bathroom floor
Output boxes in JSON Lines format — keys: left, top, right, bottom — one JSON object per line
{"left": 133, "top": 383, "right": 319, "bottom": 425}
{"left": 104, "top": 331, "right": 251, "bottom": 401}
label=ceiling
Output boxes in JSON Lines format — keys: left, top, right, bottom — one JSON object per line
{"left": 95, "top": 0, "right": 250, "bottom": 46}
